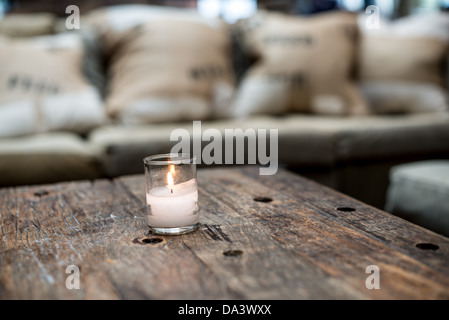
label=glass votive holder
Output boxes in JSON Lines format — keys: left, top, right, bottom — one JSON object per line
{"left": 143, "top": 153, "right": 199, "bottom": 235}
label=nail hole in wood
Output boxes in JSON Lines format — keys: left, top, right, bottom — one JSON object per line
{"left": 223, "top": 249, "right": 243, "bottom": 257}
{"left": 415, "top": 243, "right": 439, "bottom": 251}
{"left": 336, "top": 206, "right": 355, "bottom": 212}
{"left": 34, "top": 190, "right": 49, "bottom": 197}
{"left": 133, "top": 237, "right": 164, "bottom": 245}
{"left": 142, "top": 237, "right": 163, "bottom": 244}
{"left": 253, "top": 197, "right": 273, "bottom": 203}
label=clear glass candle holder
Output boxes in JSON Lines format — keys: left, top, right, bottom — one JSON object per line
{"left": 143, "top": 153, "right": 199, "bottom": 235}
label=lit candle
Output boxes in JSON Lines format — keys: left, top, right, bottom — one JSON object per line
{"left": 144, "top": 153, "right": 199, "bottom": 235}
{"left": 146, "top": 166, "right": 199, "bottom": 229}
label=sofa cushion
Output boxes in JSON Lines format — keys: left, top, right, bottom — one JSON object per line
{"left": 231, "top": 10, "right": 369, "bottom": 117}
{"left": 358, "top": 12, "right": 449, "bottom": 114}
{"left": 88, "top": 115, "right": 337, "bottom": 177}
{"left": 86, "top": 4, "right": 235, "bottom": 123}
{"left": 85, "top": 4, "right": 222, "bottom": 50}
{"left": 359, "top": 35, "right": 447, "bottom": 86}
{"left": 0, "top": 133, "right": 103, "bottom": 186}
{"left": 335, "top": 113, "right": 449, "bottom": 161}
{"left": 88, "top": 113, "right": 449, "bottom": 177}
{"left": 359, "top": 82, "right": 448, "bottom": 114}
{"left": 0, "top": 33, "right": 106, "bottom": 138}
{"left": 385, "top": 160, "right": 449, "bottom": 236}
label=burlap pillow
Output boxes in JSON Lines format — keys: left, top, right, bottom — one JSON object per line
{"left": 231, "top": 10, "right": 369, "bottom": 117}
{"left": 84, "top": 4, "right": 216, "bottom": 51}
{"left": 0, "top": 33, "right": 105, "bottom": 138}
{"left": 358, "top": 12, "right": 449, "bottom": 114}
{"left": 359, "top": 34, "right": 447, "bottom": 86}
{"left": 85, "top": 5, "right": 235, "bottom": 123}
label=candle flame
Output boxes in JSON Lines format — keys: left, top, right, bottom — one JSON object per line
{"left": 167, "top": 165, "right": 175, "bottom": 193}
{"left": 167, "top": 172, "right": 174, "bottom": 188}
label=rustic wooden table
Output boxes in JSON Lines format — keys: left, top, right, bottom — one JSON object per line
{"left": 1, "top": 167, "right": 448, "bottom": 300}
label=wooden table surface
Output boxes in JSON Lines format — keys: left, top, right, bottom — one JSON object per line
{"left": 1, "top": 167, "right": 448, "bottom": 300}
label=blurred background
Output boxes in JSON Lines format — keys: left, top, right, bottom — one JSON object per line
{"left": 1, "top": 0, "right": 449, "bottom": 20}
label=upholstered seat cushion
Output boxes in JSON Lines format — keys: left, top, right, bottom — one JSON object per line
{"left": 88, "top": 115, "right": 337, "bottom": 177}
{"left": 385, "top": 160, "right": 449, "bottom": 236}
{"left": 335, "top": 113, "right": 449, "bottom": 160}
{"left": 0, "top": 133, "right": 102, "bottom": 186}
{"left": 88, "top": 113, "right": 449, "bottom": 178}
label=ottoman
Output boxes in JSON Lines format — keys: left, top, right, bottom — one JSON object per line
{"left": 385, "top": 160, "right": 449, "bottom": 237}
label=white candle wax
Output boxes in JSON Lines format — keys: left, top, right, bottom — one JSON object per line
{"left": 146, "top": 178, "right": 199, "bottom": 228}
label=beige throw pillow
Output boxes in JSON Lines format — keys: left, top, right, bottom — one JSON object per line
{"left": 232, "top": 10, "right": 369, "bottom": 117}
{"left": 358, "top": 12, "right": 449, "bottom": 114}
{"left": 359, "top": 34, "right": 447, "bottom": 87}
{"left": 0, "top": 34, "right": 105, "bottom": 138}
{"left": 85, "top": 5, "right": 235, "bottom": 123}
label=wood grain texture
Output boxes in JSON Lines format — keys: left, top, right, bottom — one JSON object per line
{"left": 1, "top": 166, "right": 448, "bottom": 299}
